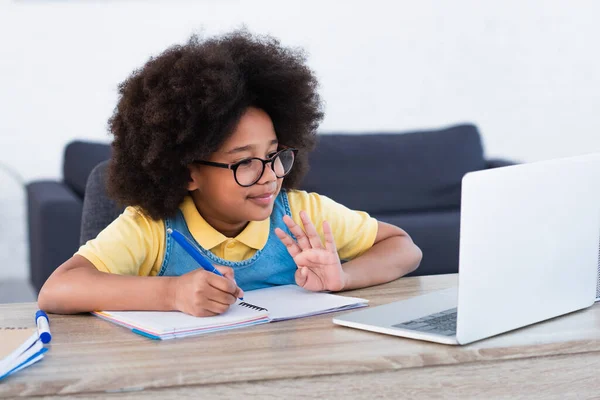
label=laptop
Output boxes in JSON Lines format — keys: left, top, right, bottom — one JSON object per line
{"left": 333, "top": 153, "right": 600, "bottom": 345}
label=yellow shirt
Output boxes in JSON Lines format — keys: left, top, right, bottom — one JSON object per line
{"left": 77, "top": 190, "right": 378, "bottom": 276}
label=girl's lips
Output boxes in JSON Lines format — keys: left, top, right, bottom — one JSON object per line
{"left": 248, "top": 193, "right": 274, "bottom": 205}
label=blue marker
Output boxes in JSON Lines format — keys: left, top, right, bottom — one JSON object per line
{"left": 35, "top": 310, "right": 52, "bottom": 344}
{"left": 167, "top": 228, "right": 244, "bottom": 300}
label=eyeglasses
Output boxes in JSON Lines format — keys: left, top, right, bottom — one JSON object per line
{"left": 193, "top": 147, "right": 298, "bottom": 187}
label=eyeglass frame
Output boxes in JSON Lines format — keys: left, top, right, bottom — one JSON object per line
{"left": 192, "top": 147, "right": 299, "bottom": 187}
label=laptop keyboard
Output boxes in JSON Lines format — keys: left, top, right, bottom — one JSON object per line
{"left": 392, "top": 308, "right": 458, "bottom": 337}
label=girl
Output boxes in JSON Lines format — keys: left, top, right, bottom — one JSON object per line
{"left": 38, "top": 30, "right": 422, "bottom": 317}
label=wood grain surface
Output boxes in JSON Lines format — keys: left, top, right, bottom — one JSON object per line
{"left": 1, "top": 274, "right": 598, "bottom": 398}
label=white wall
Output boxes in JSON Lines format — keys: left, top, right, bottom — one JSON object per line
{"left": 0, "top": 0, "right": 599, "bottom": 279}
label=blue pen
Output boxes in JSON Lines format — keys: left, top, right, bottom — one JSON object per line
{"left": 35, "top": 310, "right": 52, "bottom": 344}
{"left": 166, "top": 228, "right": 244, "bottom": 300}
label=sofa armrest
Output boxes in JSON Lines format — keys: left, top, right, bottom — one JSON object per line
{"left": 27, "top": 181, "right": 83, "bottom": 293}
{"left": 486, "top": 158, "right": 518, "bottom": 169}
{"left": 374, "top": 209, "right": 461, "bottom": 276}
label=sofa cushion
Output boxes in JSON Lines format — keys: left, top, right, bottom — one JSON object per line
{"left": 300, "top": 124, "right": 486, "bottom": 214}
{"left": 63, "top": 141, "right": 112, "bottom": 198}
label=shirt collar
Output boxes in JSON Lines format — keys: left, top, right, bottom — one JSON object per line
{"left": 179, "top": 196, "right": 270, "bottom": 250}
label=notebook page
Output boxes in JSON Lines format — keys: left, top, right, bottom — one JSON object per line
{"left": 244, "top": 285, "right": 369, "bottom": 321}
{"left": 95, "top": 302, "right": 268, "bottom": 336}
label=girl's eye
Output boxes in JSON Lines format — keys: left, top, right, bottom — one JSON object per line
{"left": 237, "top": 159, "right": 253, "bottom": 166}
{"left": 267, "top": 152, "right": 278, "bottom": 159}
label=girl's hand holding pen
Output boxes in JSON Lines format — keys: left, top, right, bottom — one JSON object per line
{"left": 170, "top": 266, "right": 244, "bottom": 317}
{"left": 166, "top": 228, "right": 244, "bottom": 316}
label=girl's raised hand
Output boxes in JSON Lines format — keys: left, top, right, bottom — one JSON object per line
{"left": 275, "top": 211, "right": 347, "bottom": 292}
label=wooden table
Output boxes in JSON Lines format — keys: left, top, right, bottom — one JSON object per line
{"left": 1, "top": 274, "right": 599, "bottom": 399}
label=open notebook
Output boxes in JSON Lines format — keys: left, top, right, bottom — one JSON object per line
{"left": 93, "top": 285, "right": 368, "bottom": 340}
{"left": 0, "top": 328, "right": 47, "bottom": 381}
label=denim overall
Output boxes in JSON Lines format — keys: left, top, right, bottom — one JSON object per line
{"left": 158, "top": 191, "right": 297, "bottom": 291}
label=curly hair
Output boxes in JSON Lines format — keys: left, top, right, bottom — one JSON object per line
{"left": 107, "top": 29, "right": 324, "bottom": 220}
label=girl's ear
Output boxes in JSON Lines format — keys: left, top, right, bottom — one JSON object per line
{"left": 187, "top": 166, "right": 200, "bottom": 191}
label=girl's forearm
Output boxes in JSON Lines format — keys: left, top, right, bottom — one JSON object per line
{"left": 340, "top": 235, "right": 422, "bottom": 291}
{"left": 38, "top": 255, "right": 177, "bottom": 314}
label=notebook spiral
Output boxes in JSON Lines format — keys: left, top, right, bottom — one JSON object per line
{"left": 238, "top": 302, "right": 268, "bottom": 312}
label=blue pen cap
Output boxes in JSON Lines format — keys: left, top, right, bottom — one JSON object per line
{"left": 35, "top": 310, "right": 52, "bottom": 344}
{"left": 35, "top": 310, "right": 47, "bottom": 321}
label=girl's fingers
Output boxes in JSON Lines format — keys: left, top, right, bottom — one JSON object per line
{"left": 323, "top": 220, "right": 337, "bottom": 253}
{"left": 282, "top": 215, "right": 312, "bottom": 250}
{"left": 214, "top": 265, "right": 244, "bottom": 298}
{"left": 202, "top": 298, "right": 234, "bottom": 315}
{"left": 275, "top": 227, "right": 302, "bottom": 257}
{"left": 300, "top": 211, "right": 324, "bottom": 250}
{"left": 295, "top": 266, "right": 309, "bottom": 287}
{"left": 293, "top": 248, "right": 332, "bottom": 266}
{"left": 206, "top": 274, "right": 240, "bottom": 302}
{"left": 215, "top": 265, "right": 235, "bottom": 281}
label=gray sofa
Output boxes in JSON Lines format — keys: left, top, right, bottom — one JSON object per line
{"left": 26, "top": 124, "right": 515, "bottom": 293}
